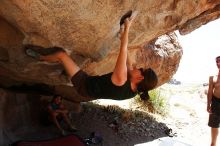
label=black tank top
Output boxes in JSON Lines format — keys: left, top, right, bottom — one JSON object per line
{"left": 85, "top": 72, "right": 137, "bottom": 100}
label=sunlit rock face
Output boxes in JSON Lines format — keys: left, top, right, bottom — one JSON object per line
{"left": 0, "top": 0, "right": 219, "bottom": 96}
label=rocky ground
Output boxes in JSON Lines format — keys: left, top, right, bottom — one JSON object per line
{"left": 8, "top": 83, "right": 218, "bottom": 146}
{"left": 70, "top": 83, "right": 215, "bottom": 146}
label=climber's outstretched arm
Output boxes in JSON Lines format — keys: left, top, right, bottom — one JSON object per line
{"left": 111, "top": 14, "right": 136, "bottom": 86}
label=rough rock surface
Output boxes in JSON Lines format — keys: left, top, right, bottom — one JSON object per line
{"left": 0, "top": 1, "right": 220, "bottom": 145}
{"left": 0, "top": 0, "right": 219, "bottom": 94}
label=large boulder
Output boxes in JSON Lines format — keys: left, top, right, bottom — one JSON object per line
{"left": 0, "top": 1, "right": 220, "bottom": 145}
{"left": 0, "top": 0, "right": 219, "bottom": 100}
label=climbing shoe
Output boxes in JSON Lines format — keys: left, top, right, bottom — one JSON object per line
{"left": 25, "top": 48, "right": 41, "bottom": 59}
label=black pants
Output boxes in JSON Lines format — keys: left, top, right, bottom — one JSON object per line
{"left": 208, "top": 96, "right": 220, "bottom": 128}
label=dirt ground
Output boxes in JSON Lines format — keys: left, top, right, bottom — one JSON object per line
{"left": 7, "top": 83, "right": 219, "bottom": 146}
{"left": 69, "top": 83, "right": 216, "bottom": 146}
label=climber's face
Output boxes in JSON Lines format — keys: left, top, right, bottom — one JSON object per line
{"left": 54, "top": 96, "right": 62, "bottom": 104}
{"left": 129, "top": 68, "right": 144, "bottom": 83}
{"left": 216, "top": 57, "right": 220, "bottom": 69}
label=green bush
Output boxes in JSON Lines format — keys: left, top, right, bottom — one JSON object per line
{"left": 134, "top": 88, "right": 169, "bottom": 116}
{"left": 149, "top": 89, "right": 169, "bottom": 115}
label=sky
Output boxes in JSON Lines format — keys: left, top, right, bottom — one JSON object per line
{"left": 173, "top": 18, "right": 220, "bottom": 84}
